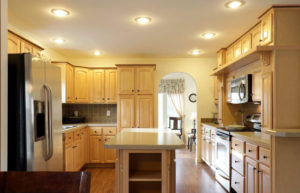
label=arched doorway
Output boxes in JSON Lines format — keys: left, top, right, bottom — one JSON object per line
{"left": 158, "top": 72, "right": 198, "bottom": 156}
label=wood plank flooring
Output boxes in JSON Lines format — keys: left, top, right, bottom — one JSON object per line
{"left": 85, "top": 148, "right": 227, "bottom": 193}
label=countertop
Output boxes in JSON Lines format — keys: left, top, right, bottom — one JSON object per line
{"left": 201, "top": 122, "right": 224, "bottom": 129}
{"left": 62, "top": 122, "right": 117, "bottom": 133}
{"left": 104, "top": 128, "right": 186, "bottom": 150}
{"left": 231, "top": 131, "right": 271, "bottom": 148}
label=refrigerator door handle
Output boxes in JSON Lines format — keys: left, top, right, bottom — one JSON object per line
{"left": 44, "top": 85, "right": 53, "bottom": 161}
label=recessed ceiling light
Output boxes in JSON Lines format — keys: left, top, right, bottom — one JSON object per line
{"left": 135, "top": 17, "right": 152, "bottom": 25}
{"left": 225, "top": 0, "right": 244, "bottom": 9}
{"left": 94, "top": 50, "right": 101, "bottom": 56}
{"left": 53, "top": 38, "right": 65, "bottom": 44}
{"left": 201, "top": 32, "right": 217, "bottom": 39}
{"left": 51, "top": 9, "right": 70, "bottom": 17}
{"left": 190, "top": 49, "right": 203, "bottom": 56}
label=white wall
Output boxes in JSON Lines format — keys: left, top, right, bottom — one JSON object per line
{"left": 0, "top": 0, "right": 8, "bottom": 171}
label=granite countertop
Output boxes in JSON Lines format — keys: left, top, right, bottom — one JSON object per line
{"left": 62, "top": 122, "right": 117, "bottom": 133}
{"left": 104, "top": 128, "right": 186, "bottom": 150}
{"left": 231, "top": 131, "right": 271, "bottom": 148}
{"left": 201, "top": 122, "right": 224, "bottom": 129}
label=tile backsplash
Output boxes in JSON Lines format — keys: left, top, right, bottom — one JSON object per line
{"left": 62, "top": 104, "right": 117, "bottom": 123}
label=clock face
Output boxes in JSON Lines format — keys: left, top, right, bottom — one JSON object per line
{"left": 189, "top": 93, "right": 197, "bottom": 103}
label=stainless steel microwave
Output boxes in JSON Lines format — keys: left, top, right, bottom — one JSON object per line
{"left": 230, "top": 74, "right": 252, "bottom": 104}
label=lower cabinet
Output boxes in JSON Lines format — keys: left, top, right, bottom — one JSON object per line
{"left": 104, "top": 136, "right": 117, "bottom": 163}
{"left": 89, "top": 136, "right": 104, "bottom": 163}
{"left": 201, "top": 125, "right": 217, "bottom": 169}
{"left": 245, "top": 157, "right": 258, "bottom": 193}
{"left": 64, "top": 142, "right": 74, "bottom": 171}
{"left": 258, "top": 164, "right": 271, "bottom": 193}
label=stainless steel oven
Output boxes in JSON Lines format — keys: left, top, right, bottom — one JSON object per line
{"left": 231, "top": 74, "right": 252, "bottom": 104}
{"left": 215, "top": 130, "right": 231, "bottom": 192}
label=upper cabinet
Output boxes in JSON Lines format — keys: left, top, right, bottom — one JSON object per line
{"left": 66, "top": 64, "right": 75, "bottom": 103}
{"left": 105, "top": 69, "right": 117, "bottom": 103}
{"left": 217, "top": 49, "right": 226, "bottom": 68}
{"left": 260, "top": 10, "right": 274, "bottom": 46}
{"left": 92, "top": 69, "right": 105, "bottom": 103}
{"left": 241, "top": 33, "right": 252, "bottom": 55}
{"left": 117, "top": 65, "right": 155, "bottom": 95}
{"left": 74, "top": 67, "right": 90, "bottom": 103}
{"left": 117, "top": 67, "right": 135, "bottom": 94}
{"left": 8, "top": 31, "right": 43, "bottom": 56}
{"left": 251, "top": 25, "right": 262, "bottom": 49}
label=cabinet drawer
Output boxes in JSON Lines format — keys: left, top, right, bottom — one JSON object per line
{"left": 89, "top": 127, "right": 102, "bottom": 136}
{"left": 231, "top": 169, "right": 244, "bottom": 193}
{"left": 103, "top": 127, "right": 117, "bottom": 136}
{"left": 246, "top": 143, "right": 258, "bottom": 160}
{"left": 232, "top": 151, "right": 244, "bottom": 175}
{"left": 232, "top": 137, "right": 245, "bottom": 154}
{"left": 259, "top": 147, "right": 271, "bottom": 166}
{"left": 64, "top": 132, "right": 73, "bottom": 145}
{"left": 74, "top": 130, "right": 81, "bottom": 141}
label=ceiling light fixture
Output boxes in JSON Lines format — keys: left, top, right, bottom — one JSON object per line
{"left": 191, "top": 49, "right": 202, "bottom": 55}
{"left": 201, "top": 32, "right": 217, "bottom": 39}
{"left": 225, "top": 0, "right": 244, "bottom": 9}
{"left": 53, "top": 38, "right": 65, "bottom": 44}
{"left": 51, "top": 9, "right": 70, "bottom": 17}
{"left": 135, "top": 17, "right": 152, "bottom": 25}
{"left": 94, "top": 50, "right": 101, "bottom": 56}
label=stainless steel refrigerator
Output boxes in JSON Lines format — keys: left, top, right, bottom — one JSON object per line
{"left": 8, "top": 53, "right": 63, "bottom": 171}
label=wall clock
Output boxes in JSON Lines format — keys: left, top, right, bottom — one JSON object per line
{"left": 189, "top": 93, "right": 197, "bottom": 103}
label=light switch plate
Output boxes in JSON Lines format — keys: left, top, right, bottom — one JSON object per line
{"left": 106, "top": 110, "right": 111, "bottom": 117}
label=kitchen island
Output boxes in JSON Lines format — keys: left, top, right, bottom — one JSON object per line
{"left": 105, "top": 128, "right": 185, "bottom": 193}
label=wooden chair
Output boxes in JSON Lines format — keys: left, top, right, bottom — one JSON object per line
{"left": 0, "top": 171, "right": 91, "bottom": 193}
{"left": 168, "top": 117, "right": 183, "bottom": 139}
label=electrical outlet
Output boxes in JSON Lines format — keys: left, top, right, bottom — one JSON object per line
{"left": 106, "top": 110, "right": 111, "bottom": 117}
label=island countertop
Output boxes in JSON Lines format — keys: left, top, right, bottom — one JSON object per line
{"left": 104, "top": 128, "right": 186, "bottom": 150}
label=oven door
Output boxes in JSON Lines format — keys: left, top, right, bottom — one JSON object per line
{"left": 215, "top": 134, "right": 230, "bottom": 177}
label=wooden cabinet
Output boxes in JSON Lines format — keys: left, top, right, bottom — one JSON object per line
{"left": 105, "top": 69, "right": 117, "bottom": 103}
{"left": 64, "top": 143, "right": 74, "bottom": 171}
{"left": 20, "top": 40, "right": 33, "bottom": 53}
{"left": 66, "top": 64, "right": 75, "bottom": 103}
{"left": 117, "top": 67, "right": 135, "bottom": 94}
{"left": 245, "top": 157, "right": 258, "bottom": 193}
{"left": 261, "top": 72, "right": 273, "bottom": 131}
{"left": 226, "top": 46, "right": 234, "bottom": 64}
{"left": 226, "top": 78, "right": 232, "bottom": 103}
{"left": 89, "top": 136, "right": 104, "bottom": 163}
{"left": 234, "top": 41, "right": 242, "bottom": 59}
{"left": 214, "top": 76, "right": 218, "bottom": 104}
{"left": 241, "top": 34, "right": 252, "bottom": 55}
{"left": 73, "top": 140, "right": 81, "bottom": 171}
{"left": 91, "top": 69, "right": 105, "bottom": 103}
{"left": 135, "top": 67, "right": 154, "bottom": 94}
{"left": 118, "top": 95, "right": 135, "bottom": 130}
{"left": 258, "top": 164, "right": 271, "bottom": 193}
{"left": 217, "top": 49, "right": 226, "bottom": 67}
{"left": 252, "top": 68, "right": 262, "bottom": 102}
{"left": 260, "top": 11, "right": 273, "bottom": 46}
{"left": 136, "top": 95, "right": 154, "bottom": 128}
{"left": 201, "top": 126, "right": 217, "bottom": 169}
{"left": 251, "top": 25, "right": 261, "bottom": 49}
{"left": 74, "top": 67, "right": 90, "bottom": 103}
{"left": 8, "top": 32, "right": 21, "bottom": 54}
{"left": 103, "top": 136, "right": 116, "bottom": 163}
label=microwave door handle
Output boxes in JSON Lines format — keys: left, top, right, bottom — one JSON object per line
{"left": 238, "top": 83, "right": 246, "bottom": 100}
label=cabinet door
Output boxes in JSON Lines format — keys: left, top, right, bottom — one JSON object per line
{"left": 226, "top": 46, "right": 234, "bottom": 64}
{"left": 258, "top": 164, "right": 271, "bottom": 193}
{"left": 214, "top": 76, "right": 218, "bottom": 104}
{"left": 226, "top": 78, "right": 232, "bottom": 103}
{"left": 260, "top": 12, "right": 273, "bottom": 46}
{"left": 32, "top": 46, "right": 42, "bottom": 57}
{"left": 252, "top": 69, "right": 262, "bottom": 102}
{"left": 245, "top": 157, "right": 258, "bottom": 193}
{"left": 64, "top": 143, "right": 74, "bottom": 171}
{"left": 8, "top": 32, "right": 21, "bottom": 53}
{"left": 89, "top": 136, "right": 104, "bottom": 163}
{"left": 135, "top": 67, "right": 154, "bottom": 94}
{"left": 217, "top": 51, "right": 222, "bottom": 67}
{"left": 234, "top": 41, "right": 242, "bottom": 59}
{"left": 118, "top": 95, "right": 135, "bottom": 130}
{"left": 117, "top": 67, "right": 135, "bottom": 94}
{"left": 104, "top": 137, "right": 116, "bottom": 163}
{"left": 242, "top": 34, "right": 252, "bottom": 55}
{"left": 74, "top": 67, "right": 90, "bottom": 103}
{"left": 66, "top": 64, "right": 74, "bottom": 103}
{"left": 252, "top": 25, "right": 261, "bottom": 49}
{"left": 73, "top": 141, "right": 81, "bottom": 171}
{"left": 105, "top": 69, "right": 117, "bottom": 103}
{"left": 205, "top": 139, "right": 212, "bottom": 165}
{"left": 201, "top": 136, "right": 206, "bottom": 161}
{"left": 20, "top": 40, "right": 33, "bottom": 53}
{"left": 136, "top": 95, "right": 154, "bottom": 128}
{"left": 261, "top": 72, "right": 273, "bottom": 131}
{"left": 211, "top": 141, "right": 216, "bottom": 168}
{"left": 92, "top": 69, "right": 105, "bottom": 103}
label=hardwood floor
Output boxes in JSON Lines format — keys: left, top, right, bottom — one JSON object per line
{"left": 85, "top": 148, "right": 227, "bottom": 193}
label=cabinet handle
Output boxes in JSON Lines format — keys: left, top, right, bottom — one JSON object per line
{"left": 259, "top": 39, "right": 263, "bottom": 42}
{"left": 234, "top": 160, "right": 239, "bottom": 163}
{"left": 234, "top": 144, "right": 238, "bottom": 146}
{"left": 109, "top": 131, "right": 112, "bottom": 133}
{"left": 107, "top": 98, "right": 110, "bottom": 100}
{"left": 132, "top": 90, "right": 134, "bottom": 92}
{"left": 137, "top": 89, "right": 140, "bottom": 92}
{"left": 263, "top": 155, "right": 268, "bottom": 159}
{"left": 234, "top": 182, "right": 239, "bottom": 184}
{"left": 99, "top": 139, "right": 102, "bottom": 141}
{"left": 94, "top": 131, "right": 97, "bottom": 133}
{"left": 248, "top": 149, "right": 252, "bottom": 152}
{"left": 102, "top": 98, "right": 105, "bottom": 100}
{"left": 72, "top": 146, "right": 77, "bottom": 148}
{"left": 69, "top": 137, "right": 72, "bottom": 139}
{"left": 253, "top": 167, "right": 256, "bottom": 170}
{"left": 75, "top": 97, "right": 77, "bottom": 100}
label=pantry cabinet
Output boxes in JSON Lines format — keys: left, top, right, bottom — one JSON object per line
{"left": 136, "top": 95, "right": 154, "bottom": 128}
{"left": 135, "top": 67, "right": 155, "bottom": 94}
{"left": 117, "top": 67, "right": 135, "bottom": 94}
{"left": 118, "top": 95, "right": 135, "bottom": 130}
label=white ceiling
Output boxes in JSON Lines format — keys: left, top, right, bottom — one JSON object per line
{"left": 8, "top": 0, "right": 300, "bottom": 58}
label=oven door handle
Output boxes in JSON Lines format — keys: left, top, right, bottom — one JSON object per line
{"left": 216, "top": 168, "right": 230, "bottom": 180}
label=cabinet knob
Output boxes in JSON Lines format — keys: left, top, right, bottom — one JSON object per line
{"left": 99, "top": 139, "right": 102, "bottom": 141}
{"left": 109, "top": 131, "right": 112, "bottom": 133}
{"left": 69, "top": 137, "right": 72, "bottom": 139}
{"left": 107, "top": 98, "right": 110, "bottom": 100}
{"left": 132, "top": 90, "right": 134, "bottom": 92}
{"left": 234, "top": 160, "right": 239, "bottom": 163}
{"left": 234, "top": 144, "right": 238, "bottom": 146}
{"left": 248, "top": 149, "right": 252, "bottom": 152}
{"left": 94, "top": 131, "right": 97, "bottom": 133}
{"left": 263, "top": 155, "right": 268, "bottom": 159}
{"left": 137, "top": 89, "right": 140, "bottom": 92}
{"left": 234, "top": 182, "right": 239, "bottom": 184}
{"left": 102, "top": 98, "right": 105, "bottom": 100}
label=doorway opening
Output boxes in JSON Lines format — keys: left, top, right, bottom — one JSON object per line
{"left": 158, "top": 72, "right": 197, "bottom": 156}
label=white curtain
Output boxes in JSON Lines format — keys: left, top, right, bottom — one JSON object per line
{"left": 167, "top": 93, "right": 184, "bottom": 118}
